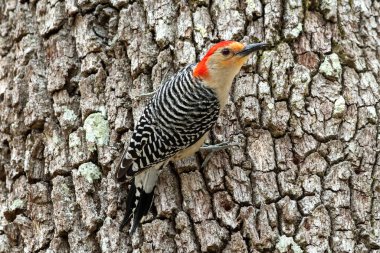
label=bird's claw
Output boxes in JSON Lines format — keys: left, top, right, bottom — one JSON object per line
{"left": 200, "top": 141, "right": 239, "bottom": 168}
{"left": 135, "top": 90, "right": 157, "bottom": 99}
{"left": 199, "top": 141, "right": 239, "bottom": 151}
{"left": 135, "top": 69, "right": 170, "bottom": 100}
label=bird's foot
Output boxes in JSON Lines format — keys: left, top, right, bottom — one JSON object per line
{"left": 200, "top": 141, "right": 239, "bottom": 151}
{"left": 199, "top": 141, "right": 239, "bottom": 168}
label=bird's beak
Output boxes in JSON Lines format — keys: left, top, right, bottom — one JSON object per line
{"left": 237, "top": 42, "right": 268, "bottom": 57}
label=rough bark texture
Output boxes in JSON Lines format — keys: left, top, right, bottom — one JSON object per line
{"left": 0, "top": 0, "right": 379, "bottom": 252}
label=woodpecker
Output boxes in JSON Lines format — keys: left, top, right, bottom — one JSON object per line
{"left": 117, "top": 40, "right": 267, "bottom": 234}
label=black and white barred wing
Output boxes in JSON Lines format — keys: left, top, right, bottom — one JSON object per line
{"left": 116, "top": 65, "right": 220, "bottom": 180}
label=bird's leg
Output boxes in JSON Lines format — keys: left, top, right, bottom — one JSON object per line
{"left": 199, "top": 141, "right": 239, "bottom": 168}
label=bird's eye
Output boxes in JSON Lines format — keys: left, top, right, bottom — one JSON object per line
{"left": 221, "top": 48, "right": 230, "bottom": 56}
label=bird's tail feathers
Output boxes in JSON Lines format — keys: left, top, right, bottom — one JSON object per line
{"left": 120, "top": 167, "right": 160, "bottom": 234}
{"left": 116, "top": 153, "right": 133, "bottom": 181}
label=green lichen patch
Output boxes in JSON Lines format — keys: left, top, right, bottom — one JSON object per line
{"left": 10, "top": 199, "right": 26, "bottom": 211}
{"left": 285, "top": 23, "right": 303, "bottom": 40}
{"left": 319, "top": 53, "right": 342, "bottom": 81}
{"left": 83, "top": 112, "right": 110, "bottom": 147}
{"left": 333, "top": 96, "right": 346, "bottom": 118}
{"left": 275, "top": 235, "right": 303, "bottom": 253}
{"left": 62, "top": 107, "right": 78, "bottom": 122}
{"left": 78, "top": 162, "right": 102, "bottom": 184}
{"left": 366, "top": 106, "right": 377, "bottom": 124}
{"left": 194, "top": 25, "right": 207, "bottom": 38}
{"left": 69, "top": 131, "right": 82, "bottom": 148}
{"left": 98, "top": 105, "right": 107, "bottom": 118}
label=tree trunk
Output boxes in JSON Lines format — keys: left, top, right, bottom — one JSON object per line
{"left": 1, "top": 0, "right": 379, "bottom": 252}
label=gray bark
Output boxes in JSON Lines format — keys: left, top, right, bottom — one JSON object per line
{"left": 0, "top": 0, "right": 380, "bottom": 252}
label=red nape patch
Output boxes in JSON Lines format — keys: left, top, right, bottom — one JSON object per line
{"left": 193, "top": 41, "right": 234, "bottom": 79}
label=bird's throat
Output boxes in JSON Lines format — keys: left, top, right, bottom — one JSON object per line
{"left": 193, "top": 60, "right": 239, "bottom": 109}
{"left": 206, "top": 77, "right": 235, "bottom": 109}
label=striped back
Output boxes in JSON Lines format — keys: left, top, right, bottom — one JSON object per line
{"left": 124, "top": 64, "right": 220, "bottom": 175}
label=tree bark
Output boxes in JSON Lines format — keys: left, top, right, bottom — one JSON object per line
{"left": 0, "top": 0, "right": 379, "bottom": 252}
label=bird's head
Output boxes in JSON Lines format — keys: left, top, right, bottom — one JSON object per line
{"left": 193, "top": 41, "right": 268, "bottom": 81}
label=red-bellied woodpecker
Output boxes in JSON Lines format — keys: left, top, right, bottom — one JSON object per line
{"left": 116, "top": 40, "right": 268, "bottom": 234}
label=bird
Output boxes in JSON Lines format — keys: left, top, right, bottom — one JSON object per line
{"left": 116, "top": 40, "right": 268, "bottom": 234}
